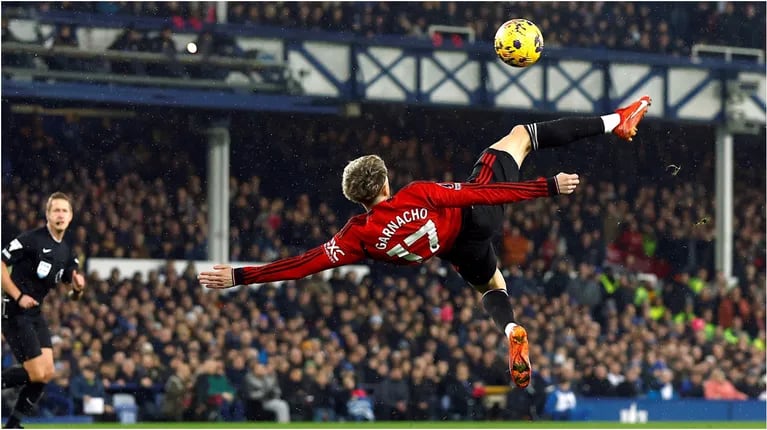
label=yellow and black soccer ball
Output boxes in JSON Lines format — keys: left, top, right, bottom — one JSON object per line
{"left": 494, "top": 19, "right": 544, "bottom": 68}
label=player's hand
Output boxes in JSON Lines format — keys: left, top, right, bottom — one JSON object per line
{"left": 17, "top": 293, "right": 39, "bottom": 309}
{"left": 198, "top": 264, "right": 235, "bottom": 289}
{"left": 555, "top": 172, "right": 579, "bottom": 195}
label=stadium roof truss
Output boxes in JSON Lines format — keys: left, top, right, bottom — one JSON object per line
{"left": 1, "top": 13, "right": 764, "bottom": 126}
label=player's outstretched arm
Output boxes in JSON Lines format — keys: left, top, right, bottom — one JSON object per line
{"left": 199, "top": 237, "right": 363, "bottom": 289}
{"left": 422, "top": 172, "right": 579, "bottom": 208}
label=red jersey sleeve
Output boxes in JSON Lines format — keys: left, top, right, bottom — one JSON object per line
{"left": 413, "top": 177, "right": 559, "bottom": 208}
{"left": 232, "top": 222, "right": 364, "bottom": 285}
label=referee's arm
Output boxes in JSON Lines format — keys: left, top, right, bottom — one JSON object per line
{"left": 2, "top": 261, "right": 39, "bottom": 308}
{"left": 1, "top": 261, "right": 22, "bottom": 301}
{"left": 2, "top": 237, "right": 40, "bottom": 308}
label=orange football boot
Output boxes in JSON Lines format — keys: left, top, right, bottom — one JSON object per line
{"left": 613, "top": 95, "right": 652, "bottom": 141}
{"left": 508, "top": 325, "right": 531, "bottom": 388}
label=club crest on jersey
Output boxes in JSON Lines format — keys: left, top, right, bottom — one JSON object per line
{"left": 323, "top": 238, "right": 345, "bottom": 263}
{"left": 437, "top": 183, "right": 461, "bottom": 190}
{"left": 37, "top": 261, "right": 52, "bottom": 278}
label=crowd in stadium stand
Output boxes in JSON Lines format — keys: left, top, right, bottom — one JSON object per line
{"left": 4, "top": 2, "right": 766, "bottom": 55}
{"left": 1, "top": 111, "right": 765, "bottom": 421}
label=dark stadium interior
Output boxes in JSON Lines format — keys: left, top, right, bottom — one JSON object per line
{"left": 1, "top": 0, "right": 765, "bottom": 425}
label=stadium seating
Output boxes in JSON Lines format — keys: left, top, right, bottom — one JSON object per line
{"left": 1, "top": 107, "right": 764, "bottom": 422}
{"left": 1, "top": 0, "right": 764, "bottom": 424}
{"left": 3, "top": 2, "right": 764, "bottom": 54}
{"left": 112, "top": 394, "right": 138, "bottom": 424}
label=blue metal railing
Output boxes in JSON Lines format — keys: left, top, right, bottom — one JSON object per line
{"left": 3, "top": 10, "right": 764, "bottom": 123}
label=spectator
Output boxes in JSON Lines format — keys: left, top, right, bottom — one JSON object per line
{"left": 69, "top": 364, "right": 108, "bottom": 416}
{"left": 736, "top": 370, "right": 765, "bottom": 399}
{"left": 441, "top": 362, "right": 481, "bottom": 420}
{"left": 703, "top": 369, "right": 748, "bottom": 400}
{"left": 244, "top": 362, "right": 290, "bottom": 423}
{"left": 544, "top": 365, "right": 583, "bottom": 421}
{"left": 567, "top": 263, "right": 603, "bottom": 309}
{"left": 679, "top": 370, "right": 706, "bottom": 398}
{"left": 579, "top": 364, "right": 614, "bottom": 398}
{"left": 107, "top": 25, "right": 148, "bottom": 75}
{"left": 280, "top": 367, "right": 311, "bottom": 421}
{"left": 502, "top": 225, "right": 531, "bottom": 267}
{"left": 45, "top": 24, "right": 81, "bottom": 70}
{"left": 374, "top": 365, "right": 410, "bottom": 420}
{"left": 347, "top": 388, "right": 375, "bottom": 422}
{"left": 544, "top": 260, "right": 571, "bottom": 300}
{"left": 614, "top": 366, "right": 642, "bottom": 398}
{"left": 190, "top": 358, "right": 237, "bottom": 421}
{"left": 147, "top": 25, "right": 182, "bottom": 76}
{"left": 161, "top": 362, "right": 192, "bottom": 421}
{"left": 647, "top": 368, "right": 679, "bottom": 400}
{"left": 409, "top": 364, "right": 436, "bottom": 420}
{"left": 308, "top": 370, "right": 335, "bottom": 422}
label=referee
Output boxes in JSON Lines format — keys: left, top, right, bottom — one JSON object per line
{"left": 1, "top": 192, "right": 85, "bottom": 429}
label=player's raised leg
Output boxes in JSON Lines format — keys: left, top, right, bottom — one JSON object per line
{"left": 489, "top": 95, "right": 652, "bottom": 168}
{"left": 474, "top": 269, "right": 531, "bottom": 389}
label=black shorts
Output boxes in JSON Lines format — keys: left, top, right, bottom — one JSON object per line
{"left": 2, "top": 312, "right": 52, "bottom": 363}
{"left": 441, "top": 148, "right": 520, "bottom": 285}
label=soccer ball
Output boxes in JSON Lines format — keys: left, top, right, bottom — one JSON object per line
{"left": 494, "top": 19, "right": 544, "bottom": 68}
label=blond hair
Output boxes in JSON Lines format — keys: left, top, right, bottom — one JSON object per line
{"left": 342, "top": 155, "right": 388, "bottom": 205}
{"left": 46, "top": 191, "right": 73, "bottom": 212}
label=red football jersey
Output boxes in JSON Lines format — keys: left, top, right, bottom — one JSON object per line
{"left": 234, "top": 178, "right": 556, "bottom": 285}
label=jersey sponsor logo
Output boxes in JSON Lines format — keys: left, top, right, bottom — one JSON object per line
{"left": 8, "top": 239, "right": 22, "bottom": 252}
{"left": 42, "top": 248, "right": 52, "bottom": 254}
{"left": 323, "top": 238, "right": 345, "bottom": 263}
{"left": 36, "top": 261, "right": 52, "bottom": 278}
{"left": 375, "top": 208, "right": 429, "bottom": 250}
{"left": 437, "top": 182, "right": 461, "bottom": 190}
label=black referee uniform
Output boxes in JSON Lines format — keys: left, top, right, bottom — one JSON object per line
{"left": 2, "top": 225, "right": 79, "bottom": 359}
{"left": 2, "top": 225, "right": 79, "bottom": 427}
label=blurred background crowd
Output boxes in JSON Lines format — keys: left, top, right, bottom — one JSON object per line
{"left": 1, "top": 1, "right": 765, "bottom": 78}
{"left": 1, "top": 102, "right": 764, "bottom": 421}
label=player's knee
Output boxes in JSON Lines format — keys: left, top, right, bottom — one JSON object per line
{"left": 508, "top": 125, "right": 533, "bottom": 152}
{"left": 490, "top": 126, "right": 531, "bottom": 165}
{"left": 471, "top": 283, "right": 490, "bottom": 294}
{"left": 490, "top": 279, "right": 507, "bottom": 292}
{"left": 510, "top": 124, "right": 530, "bottom": 140}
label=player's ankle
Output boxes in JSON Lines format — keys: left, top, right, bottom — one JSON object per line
{"left": 601, "top": 113, "right": 620, "bottom": 133}
{"left": 504, "top": 322, "right": 518, "bottom": 338}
